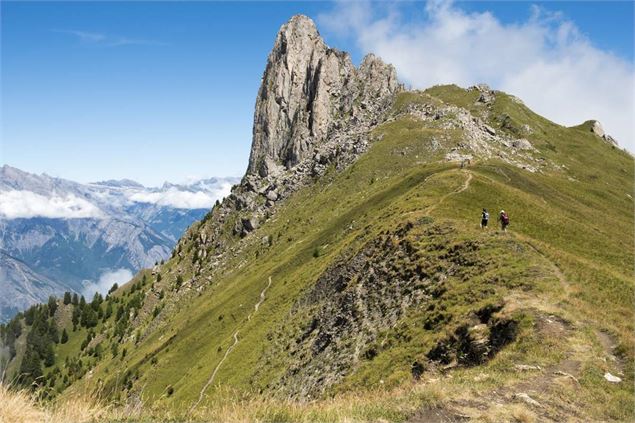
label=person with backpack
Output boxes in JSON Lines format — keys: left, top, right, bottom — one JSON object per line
{"left": 499, "top": 210, "right": 510, "bottom": 232}
{"left": 480, "top": 208, "right": 489, "bottom": 229}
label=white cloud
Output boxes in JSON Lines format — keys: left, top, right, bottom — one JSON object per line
{"left": 128, "top": 183, "right": 233, "bottom": 209}
{"left": 56, "top": 30, "right": 107, "bottom": 43}
{"left": 0, "top": 190, "right": 104, "bottom": 219}
{"left": 319, "top": 0, "right": 634, "bottom": 150}
{"left": 82, "top": 268, "right": 133, "bottom": 298}
{"left": 54, "top": 29, "right": 169, "bottom": 47}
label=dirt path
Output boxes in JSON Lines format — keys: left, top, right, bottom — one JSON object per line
{"left": 425, "top": 171, "right": 473, "bottom": 216}
{"left": 190, "top": 276, "right": 273, "bottom": 412}
{"left": 408, "top": 312, "right": 583, "bottom": 423}
{"left": 191, "top": 330, "right": 240, "bottom": 411}
{"left": 512, "top": 233, "right": 575, "bottom": 300}
{"left": 249, "top": 276, "right": 272, "bottom": 320}
{"left": 595, "top": 329, "right": 625, "bottom": 374}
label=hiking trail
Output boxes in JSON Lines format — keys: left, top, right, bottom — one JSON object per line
{"left": 425, "top": 170, "right": 473, "bottom": 216}
{"left": 409, "top": 230, "right": 626, "bottom": 422}
{"left": 249, "top": 276, "right": 272, "bottom": 320}
{"left": 190, "top": 276, "right": 272, "bottom": 411}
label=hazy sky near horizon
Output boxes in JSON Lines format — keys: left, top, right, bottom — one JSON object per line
{"left": 2, "top": 1, "right": 633, "bottom": 186}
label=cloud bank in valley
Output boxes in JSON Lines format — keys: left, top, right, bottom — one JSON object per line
{"left": 82, "top": 268, "right": 134, "bottom": 298}
{"left": 127, "top": 182, "right": 234, "bottom": 209}
{"left": 0, "top": 190, "right": 104, "bottom": 219}
{"left": 319, "top": 0, "right": 634, "bottom": 151}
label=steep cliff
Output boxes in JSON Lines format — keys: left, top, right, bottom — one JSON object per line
{"left": 247, "top": 15, "right": 401, "bottom": 177}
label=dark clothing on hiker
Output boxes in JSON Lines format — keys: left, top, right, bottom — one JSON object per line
{"left": 481, "top": 210, "right": 489, "bottom": 228}
{"left": 499, "top": 211, "right": 510, "bottom": 231}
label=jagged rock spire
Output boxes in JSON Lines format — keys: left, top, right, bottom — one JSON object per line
{"left": 247, "top": 15, "right": 401, "bottom": 177}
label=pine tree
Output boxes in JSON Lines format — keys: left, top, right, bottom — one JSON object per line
{"left": 63, "top": 291, "right": 72, "bottom": 305}
{"left": 81, "top": 306, "right": 97, "bottom": 328}
{"left": 71, "top": 306, "right": 80, "bottom": 327}
{"left": 43, "top": 343, "right": 55, "bottom": 367}
{"left": 18, "top": 349, "right": 43, "bottom": 388}
{"left": 60, "top": 328, "right": 68, "bottom": 344}
{"left": 48, "top": 296, "right": 58, "bottom": 317}
{"left": 116, "top": 304, "right": 125, "bottom": 321}
{"left": 71, "top": 293, "right": 79, "bottom": 306}
{"left": 48, "top": 321, "right": 59, "bottom": 344}
{"left": 91, "top": 293, "right": 103, "bottom": 311}
{"left": 103, "top": 301, "right": 113, "bottom": 321}
{"left": 24, "top": 306, "right": 36, "bottom": 326}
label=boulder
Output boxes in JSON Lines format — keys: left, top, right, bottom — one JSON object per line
{"left": 591, "top": 120, "right": 605, "bottom": 138}
{"left": 514, "top": 364, "right": 542, "bottom": 372}
{"left": 590, "top": 120, "right": 618, "bottom": 146}
{"left": 511, "top": 138, "right": 534, "bottom": 150}
{"left": 234, "top": 193, "right": 254, "bottom": 211}
{"left": 241, "top": 217, "right": 259, "bottom": 232}
{"left": 470, "top": 84, "right": 495, "bottom": 103}
{"left": 603, "top": 134, "right": 618, "bottom": 146}
{"left": 466, "top": 324, "right": 490, "bottom": 362}
{"left": 266, "top": 190, "right": 279, "bottom": 202}
{"left": 514, "top": 392, "right": 542, "bottom": 408}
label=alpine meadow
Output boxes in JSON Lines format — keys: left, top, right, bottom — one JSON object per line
{"left": 1, "top": 12, "right": 633, "bottom": 423}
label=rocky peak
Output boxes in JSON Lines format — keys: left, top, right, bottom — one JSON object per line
{"left": 247, "top": 15, "right": 401, "bottom": 177}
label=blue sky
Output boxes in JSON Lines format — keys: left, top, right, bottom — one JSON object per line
{"left": 2, "top": 1, "right": 633, "bottom": 186}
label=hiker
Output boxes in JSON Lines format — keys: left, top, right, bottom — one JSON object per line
{"left": 499, "top": 210, "right": 510, "bottom": 232}
{"left": 480, "top": 208, "right": 489, "bottom": 229}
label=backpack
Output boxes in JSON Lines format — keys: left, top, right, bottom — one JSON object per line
{"left": 502, "top": 212, "right": 510, "bottom": 224}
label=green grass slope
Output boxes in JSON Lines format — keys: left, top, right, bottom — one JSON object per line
{"left": 4, "top": 86, "right": 633, "bottom": 422}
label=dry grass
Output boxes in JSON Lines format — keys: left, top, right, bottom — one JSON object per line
{"left": 0, "top": 380, "right": 447, "bottom": 422}
{"left": 0, "top": 383, "right": 108, "bottom": 423}
{"left": 0, "top": 383, "right": 46, "bottom": 423}
{"left": 179, "top": 382, "right": 446, "bottom": 422}
{"left": 473, "top": 403, "right": 537, "bottom": 423}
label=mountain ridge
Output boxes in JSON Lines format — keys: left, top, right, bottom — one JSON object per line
{"left": 0, "top": 14, "right": 632, "bottom": 422}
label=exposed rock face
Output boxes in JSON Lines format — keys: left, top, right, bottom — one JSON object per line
{"left": 249, "top": 221, "right": 522, "bottom": 397}
{"left": 247, "top": 15, "right": 401, "bottom": 177}
{"left": 590, "top": 120, "right": 618, "bottom": 146}
{"left": 469, "top": 83, "right": 495, "bottom": 104}
{"left": 591, "top": 120, "right": 606, "bottom": 138}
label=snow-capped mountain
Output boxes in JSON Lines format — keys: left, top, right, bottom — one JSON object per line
{"left": 0, "top": 165, "right": 239, "bottom": 322}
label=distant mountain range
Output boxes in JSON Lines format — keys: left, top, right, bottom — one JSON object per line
{"left": 0, "top": 165, "right": 239, "bottom": 322}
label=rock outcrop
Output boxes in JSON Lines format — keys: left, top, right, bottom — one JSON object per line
{"left": 590, "top": 120, "right": 618, "bottom": 146}
{"left": 591, "top": 120, "right": 606, "bottom": 138}
{"left": 247, "top": 15, "right": 401, "bottom": 177}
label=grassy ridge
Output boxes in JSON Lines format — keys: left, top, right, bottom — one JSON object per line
{"left": 4, "top": 86, "right": 632, "bottom": 421}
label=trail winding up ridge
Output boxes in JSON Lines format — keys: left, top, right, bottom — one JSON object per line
{"left": 190, "top": 276, "right": 273, "bottom": 411}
